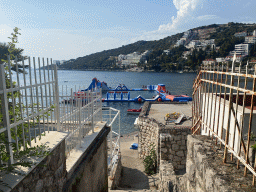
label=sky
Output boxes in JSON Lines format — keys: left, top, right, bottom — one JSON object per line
{"left": 0, "top": 0, "right": 256, "bottom": 61}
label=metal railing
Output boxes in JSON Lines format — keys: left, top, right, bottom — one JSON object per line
{"left": 192, "top": 59, "right": 256, "bottom": 185}
{"left": 0, "top": 55, "right": 120, "bottom": 177}
{"left": 0, "top": 56, "right": 58, "bottom": 166}
{"left": 60, "top": 88, "right": 103, "bottom": 156}
{"left": 102, "top": 107, "right": 120, "bottom": 177}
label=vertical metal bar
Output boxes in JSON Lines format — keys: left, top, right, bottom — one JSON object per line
{"left": 62, "top": 85, "right": 65, "bottom": 131}
{"left": 54, "top": 64, "right": 60, "bottom": 131}
{"left": 231, "top": 63, "right": 241, "bottom": 161}
{"left": 237, "top": 64, "right": 248, "bottom": 169}
{"left": 208, "top": 64, "right": 215, "bottom": 137}
{"left": 223, "top": 58, "right": 236, "bottom": 163}
{"left": 212, "top": 64, "right": 219, "bottom": 134}
{"left": 205, "top": 64, "right": 211, "bottom": 135}
{"left": 16, "top": 57, "right": 26, "bottom": 149}
{"left": 79, "top": 97, "right": 82, "bottom": 147}
{"left": 119, "top": 110, "right": 121, "bottom": 151}
{"left": 47, "top": 58, "right": 53, "bottom": 126}
{"left": 0, "top": 64, "right": 14, "bottom": 164}
{"left": 91, "top": 90, "right": 94, "bottom": 133}
{"left": 29, "top": 57, "right": 35, "bottom": 141}
{"left": 70, "top": 88, "right": 73, "bottom": 134}
{"left": 7, "top": 56, "right": 18, "bottom": 150}
{"left": 42, "top": 58, "right": 49, "bottom": 133}
{"left": 51, "top": 59, "right": 55, "bottom": 126}
{"left": 38, "top": 58, "right": 45, "bottom": 134}
{"left": 34, "top": 58, "right": 41, "bottom": 140}
{"left": 216, "top": 63, "right": 224, "bottom": 145}
{"left": 244, "top": 64, "right": 256, "bottom": 176}
{"left": 220, "top": 62, "right": 229, "bottom": 148}
{"left": 22, "top": 56, "right": 31, "bottom": 145}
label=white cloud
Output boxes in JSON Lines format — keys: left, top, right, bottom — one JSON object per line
{"left": 158, "top": 0, "right": 203, "bottom": 32}
{"left": 130, "top": 0, "right": 204, "bottom": 42}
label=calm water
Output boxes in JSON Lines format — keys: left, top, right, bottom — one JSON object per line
{"left": 57, "top": 70, "right": 197, "bottom": 135}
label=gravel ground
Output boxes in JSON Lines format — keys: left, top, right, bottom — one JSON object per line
{"left": 112, "top": 131, "right": 159, "bottom": 190}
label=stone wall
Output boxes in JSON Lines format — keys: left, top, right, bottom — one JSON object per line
{"left": 11, "top": 135, "right": 67, "bottom": 192}
{"left": 160, "top": 127, "right": 191, "bottom": 171}
{"left": 63, "top": 125, "right": 110, "bottom": 192}
{"left": 138, "top": 116, "right": 160, "bottom": 161}
{"left": 159, "top": 160, "right": 178, "bottom": 192}
{"left": 5, "top": 125, "right": 110, "bottom": 192}
{"left": 159, "top": 135, "right": 256, "bottom": 192}
{"left": 108, "top": 152, "right": 122, "bottom": 190}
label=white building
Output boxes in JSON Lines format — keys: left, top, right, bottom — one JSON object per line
{"left": 202, "top": 59, "right": 216, "bottom": 66}
{"left": 245, "top": 36, "right": 256, "bottom": 44}
{"left": 216, "top": 58, "right": 225, "bottom": 63}
{"left": 235, "top": 44, "right": 250, "bottom": 55}
{"left": 121, "top": 52, "right": 142, "bottom": 66}
{"left": 175, "top": 39, "right": 186, "bottom": 47}
{"left": 234, "top": 31, "right": 247, "bottom": 37}
{"left": 253, "top": 30, "right": 256, "bottom": 36}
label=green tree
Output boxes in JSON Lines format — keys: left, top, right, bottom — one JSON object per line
{"left": 0, "top": 28, "right": 50, "bottom": 191}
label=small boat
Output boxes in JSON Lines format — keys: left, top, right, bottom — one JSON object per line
{"left": 127, "top": 108, "right": 142, "bottom": 114}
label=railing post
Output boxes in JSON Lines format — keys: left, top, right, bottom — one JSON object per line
{"left": 54, "top": 64, "right": 60, "bottom": 131}
{"left": 223, "top": 56, "right": 236, "bottom": 163}
{"left": 91, "top": 91, "right": 94, "bottom": 133}
{"left": 0, "top": 64, "right": 14, "bottom": 165}
{"left": 100, "top": 88, "right": 103, "bottom": 122}
{"left": 79, "top": 97, "right": 82, "bottom": 147}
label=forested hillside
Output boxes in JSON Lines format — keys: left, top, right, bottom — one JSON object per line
{"left": 59, "top": 33, "right": 183, "bottom": 70}
{"left": 59, "top": 22, "right": 256, "bottom": 71}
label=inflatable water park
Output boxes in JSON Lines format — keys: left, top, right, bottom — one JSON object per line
{"left": 73, "top": 78, "right": 192, "bottom": 103}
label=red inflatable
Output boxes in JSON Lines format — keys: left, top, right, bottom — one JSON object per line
{"left": 138, "top": 98, "right": 142, "bottom": 103}
{"left": 158, "top": 98, "right": 162, "bottom": 102}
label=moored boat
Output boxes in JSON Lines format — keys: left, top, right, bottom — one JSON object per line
{"left": 127, "top": 107, "right": 142, "bottom": 114}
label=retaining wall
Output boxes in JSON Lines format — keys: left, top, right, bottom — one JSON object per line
{"left": 159, "top": 135, "right": 256, "bottom": 192}
{"left": 10, "top": 132, "right": 67, "bottom": 192}
{"left": 4, "top": 123, "right": 110, "bottom": 192}
{"left": 160, "top": 126, "right": 190, "bottom": 171}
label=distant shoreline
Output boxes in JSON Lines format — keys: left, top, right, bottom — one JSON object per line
{"left": 56, "top": 68, "right": 198, "bottom": 73}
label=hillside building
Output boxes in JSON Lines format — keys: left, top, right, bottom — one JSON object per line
{"left": 119, "top": 51, "right": 151, "bottom": 67}
{"left": 202, "top": 59, "right": 216, "bottom": 66}
{"left": 225, "top": 55, "right": 243, "bottom": 62}
{"left": 234, "top": 31, "right": 247, "bottom": 37}
{"left": 216, "top": 57, "right": 225, "bottom": 63}
{"left": 230, "top": 43, "right": 250, "bottom": 56}
{"left": 245, "top": 36, "right": 256, "bottom": 44}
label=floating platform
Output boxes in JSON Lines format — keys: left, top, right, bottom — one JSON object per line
{"left": 76, "top": 78, "right": 192, "bottom": 103}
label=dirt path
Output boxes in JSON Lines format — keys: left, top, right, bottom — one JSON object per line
{"left": 116, "top": 132, "right": 159, "bottom": 190}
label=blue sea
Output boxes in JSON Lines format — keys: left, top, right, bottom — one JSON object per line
{"left": 57, "top": 70, "right": 197, "bottom": 135}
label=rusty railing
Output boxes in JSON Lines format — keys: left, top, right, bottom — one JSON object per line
{"left": 192, "top": 60, "right": 256, "bottom": 185}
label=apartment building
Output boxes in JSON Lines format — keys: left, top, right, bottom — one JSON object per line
{"left": 230, "top": 43, "right": 250, "bottom": 56}
{"left": 234, "top": 31, "right": 247, "bottom": 37}
{"left": 245, "top": 36, "right": 256, "bottom": 44}
{"left": 202, "top": 59, "right": 216, "bottom": 66}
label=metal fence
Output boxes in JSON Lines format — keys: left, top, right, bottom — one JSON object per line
{"left": 192, "top": 60, "right": 256, "bottom": 185}
{"left": 60, "top": 87, "right": 103, "bottom": 156}
{"left": 0, "top": 56, "right": 58, "bottom": 166}
{"left": 0, "top": 55, "right": 120, "bottom": 180}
